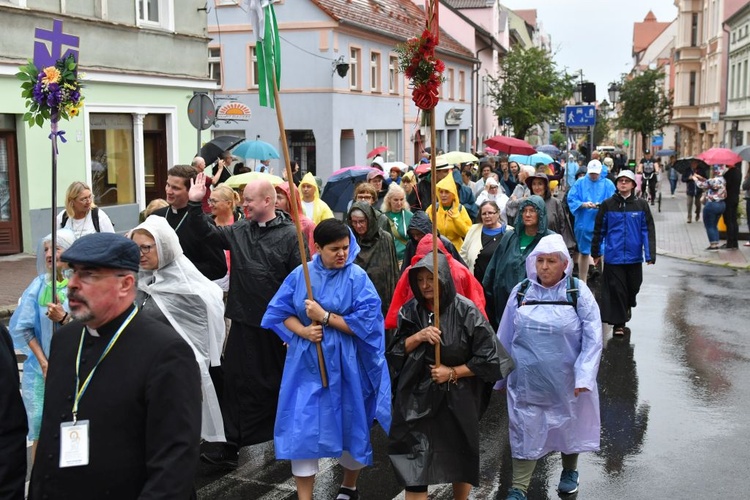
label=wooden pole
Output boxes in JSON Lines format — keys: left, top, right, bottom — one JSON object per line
{"left": 51, "top": 116, "right": 59, "bottom": 331}
{"left": 429, "top": 108, "right": 440, "bottom": 367}
{"left": 271, "top": 71, "right": 328, "bottom": 388}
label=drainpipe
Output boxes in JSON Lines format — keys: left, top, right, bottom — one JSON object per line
{"left": 473, "top": 45, "right": 490, "bottom": 153}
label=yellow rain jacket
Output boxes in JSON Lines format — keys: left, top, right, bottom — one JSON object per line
{"left": 428, "top": 175, "right": 472, "bottom": 251}
{"left": 299, "top": 172, "right": 334, "bottom": 224}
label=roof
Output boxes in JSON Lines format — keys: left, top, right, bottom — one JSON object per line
{"left": 514, "top": 9, "right": 537, "bottom": 29}
{"left": 633, "top": 10, "right": 670, "bottom": 56}
{"left": 442, "top": 0, "right": 494, "bottom": 8}
{"left": 310, "top": 0, "right": 474, "bottom": 60}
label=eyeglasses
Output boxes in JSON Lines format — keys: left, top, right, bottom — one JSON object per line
{"left": 350, "top": 219, "right": 368, "bottom": 226}
{"left": 207, "top": 198, "right": 225, "bottom": 205}
{"left": 63, "top": 268, "right": 129, "bottom": 284}
{"left": 356, "top": 195, "right": 373, "bottom": 201}
{"left": 76, "top": 196, "right": 93, "bottom": 203}
{"left": 488, "top": 185, "right": 499, "bottom": 189}
{"left": 138, "top": 244, "right": 155, "bottom": 255}
{"left": 481, "top": 211, "right": 498, "bottom": 216}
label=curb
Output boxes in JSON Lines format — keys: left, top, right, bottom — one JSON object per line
{"left": 656, "top": 248, "right": 750, "bottom": 270}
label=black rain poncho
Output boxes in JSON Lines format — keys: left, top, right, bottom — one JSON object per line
{"left": 387, "top": 252, "right": 513, "bottom": 487}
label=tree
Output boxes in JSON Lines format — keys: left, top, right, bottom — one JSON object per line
{"left": 550, "top": 130, "right": 567, "bottom": 149}
{"left": 593, "top": 111, "right": 610, "bottom": 148}
{"left": 487, "top": 47, "right": 575, "bottom": 140}
{"left": 616, "top": 69, "right": 672, "bottom": 152}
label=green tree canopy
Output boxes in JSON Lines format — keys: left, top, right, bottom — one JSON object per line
{"left": 487, "top": 47, "right": 575, "bottom": 140}
{"left": 616, "top": 69, "right": 672, "bottom": 151}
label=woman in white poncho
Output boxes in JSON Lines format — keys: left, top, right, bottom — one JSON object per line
{"left": 130, "top": 215, "right": 226, "bottom": 442}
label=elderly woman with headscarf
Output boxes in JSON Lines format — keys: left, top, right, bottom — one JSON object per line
{"left": 347, "top": 201, "right": 399, "bottom": 318}
{"left": 57, "top": 181, "right": 115, "bottom": 238}
{"left": 427, "top": 175, "right": 473, "bottom": 252}
{"left": 382, "top": 182, "right": 413, "bottom": 262}
{"left": 526, "top": 173, "right": 576, "bottom": 252}
{"left": 9, "top": 229, "right": 75, "bottom": 458}
{"left": 460, "top": 200, "right": 509, "bottom": 283}
{"left": 388, "top": 252, "right": 512, "bottom": 500}
{"left": 261, "top": 219, "right": 391, "bottom": 500}
{"left": 482, "top": 195, "right": 554, "bottom": 329}
{"left": 475, "top": 177, "right": 510, "bottom": 222}
{"left": 275, "top": 181, "right": 316, "bottom": 256}
{"left": 130, "top": 216, "right": 226, "bottom": 443}
{"left": 498, "top": 234, "right": 602, "bottom": 500}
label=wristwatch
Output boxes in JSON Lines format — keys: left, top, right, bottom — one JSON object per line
{"left": 322, "top": 311, "right": 330, "bottom": 326}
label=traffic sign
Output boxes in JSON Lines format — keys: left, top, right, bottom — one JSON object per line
{"left": 187, "top": 93, "right": 215, "bottom": 130}
{"left": 652, "top": 135, "right": 663, "bottom": 146}
{"left": 565, "top": 105, "right": 596, "bottom": 127}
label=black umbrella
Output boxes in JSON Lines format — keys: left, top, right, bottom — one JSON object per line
{"left": 320, "top": 166, "right": 378, "bottom": 212}
{"left": 200, "top": 135, "right": 245, "bottom": 166}
{"left": 672, "top": 157, "right": 709, "bottom": 176}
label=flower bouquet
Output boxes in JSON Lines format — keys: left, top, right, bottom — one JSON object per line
{"left": 17, "top": 54, "right": 84, "bottom": 128}
{"left": 395, "top": 29, "right": 444, "bottom": 110}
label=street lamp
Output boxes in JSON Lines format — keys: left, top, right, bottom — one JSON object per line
{"left": 573, "top": 84, "right": 582, "bottom": 105}
{"left": 608, "top": 81, "right": 621, "bottom": 105}
{"left": 599, "top": 99, "right": 610, "bottom": 115}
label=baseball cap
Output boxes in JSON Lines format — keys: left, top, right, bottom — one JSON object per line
{"left": 587, "top": 160, "right": 602, "bottom": 174}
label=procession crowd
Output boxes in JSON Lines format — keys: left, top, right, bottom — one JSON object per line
{"left": 2, "top": 146, "right": 667, "bottom": 500}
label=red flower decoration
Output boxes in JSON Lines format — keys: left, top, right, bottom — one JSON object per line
{"left": 395, "top": 29, "right": 445, "bottom": 110}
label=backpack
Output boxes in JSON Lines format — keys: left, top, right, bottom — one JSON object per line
{"left": 516, "top": 275, "right": 579, "bottom": 309}
{"left": 642, "top": 161, "right": 655, "bottom": 175}
{"left": 61, "top": 207, "right": 101, "bottom": 232}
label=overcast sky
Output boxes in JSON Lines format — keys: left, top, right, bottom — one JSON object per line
{"left": 501, "top": 0, "right": 678, "bottom": 102}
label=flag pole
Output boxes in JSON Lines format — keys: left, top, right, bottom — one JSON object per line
{"left": 271, "top": 71, "right": 328, "bottom": 389}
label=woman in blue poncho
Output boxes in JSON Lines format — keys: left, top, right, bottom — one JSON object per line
{"left": 9, "top": 229, "right": 75, "bottom": 460}
{"left": 261, "top": 219, "right": 391, "bottom": 500}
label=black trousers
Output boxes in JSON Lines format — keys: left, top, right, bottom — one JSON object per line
{"left": 723, "top": 200, "right": 739, "bottom": 248}
{"left": 601, "top": 263, "right": 643, "bottom": 326}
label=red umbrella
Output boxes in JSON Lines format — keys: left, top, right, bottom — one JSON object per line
{"left": 483, "top": 135, "right": 536, "bottom": 155}
{"left": 696, "top": 147, "right": 743, "bottom": 166}
{"left": 367, "top": 146, "right": 388, "bottom": 159}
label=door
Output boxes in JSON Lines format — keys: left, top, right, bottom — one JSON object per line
{"left": 0, "top": 132, "right": 22, "bottom": 254}
{"left": 143, "top": 115, "right": 168, "bottom": 205}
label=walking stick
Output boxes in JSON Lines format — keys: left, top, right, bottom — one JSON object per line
{"left": 429, "top": 107, "right": 440, "bottom": 367}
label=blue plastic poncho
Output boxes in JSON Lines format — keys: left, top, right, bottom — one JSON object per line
{"left": 9, "top": 230, "right": 75, "bottom": 440}
{"left": 261, "top": 228, "right": 391, "bottom": 465}
{"left": 497, "top": 234, "right": 602, "bottom": 460}
{"left": 566, "top": 173, "right": 615, "bottom": 254}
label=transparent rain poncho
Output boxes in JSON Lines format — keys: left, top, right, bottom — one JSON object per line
{"left": 134, "top": 216, "right": 226, "bottom": 442}
{"left": 497, "top": 233, "right": 602, "bottom": 460}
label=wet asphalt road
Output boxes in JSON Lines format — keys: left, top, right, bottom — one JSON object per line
{"left": 197, "top": 255, "right": 750, "bottom": 499}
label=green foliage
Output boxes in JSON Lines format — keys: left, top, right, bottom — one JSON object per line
{"left": 550, "top": 130, "right": 567, "bottom": 148}
{"left": 594, "top": 112, "right": 610, "bottom": 148}
{"left": 487, "top": 47, "right": 575, "bottom": 140}
{"left": 615, "top": 69, "right": 672, "bottom": 151}
{"left": 16, "top": 55, "right": 84, "bottom": 128}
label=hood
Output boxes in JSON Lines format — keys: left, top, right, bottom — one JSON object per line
{"left": 407, "top": 210, "right": 433, "bottom": 238}
{"left": 514, "top": 194, "right": 548, "bottom": 233}
{"left": 525, "top": 233, "right": 572, "bottom": 284}
{"left": 436, "top": 174, "right": 460, "bottom": 209}
{"left": 412, "top": 233, "right": 450, "bottom": 267}
{"left": 312, "top": 224, "right": 360, "bottom": 272}
{"left": 347, "top": 200, "right": 379, "bottom": 242}
{"left": 408, "top": 251, "right": 456, "bottom": 312}
{"left": 134, "top": 215, "right": 183, "bottom": 270}
{"left": 276, "top": 181, "right": 305, "bottom": 220}
{"left": 299, "top": 172, "right": 320, "bottom": 199}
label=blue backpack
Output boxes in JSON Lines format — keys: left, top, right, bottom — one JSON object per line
{"left": 516, "top": 276, "right": 579, "bottom": 309}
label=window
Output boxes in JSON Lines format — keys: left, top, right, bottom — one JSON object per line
{"left": 743, "top": 61, "right": 748, "bottom": 98}
{"left": 443, "top": 68, "right": 454, "bottom": 100}
{"left": 370, "top": 52, "right": 381, "bottom": 92}
{"left": 208, "top": 47, "right": 222, "bottom": 87}
{"left": 137, "top": 0, "right": 173, "bottom": 30}
{"left": 366, "top": 130, "right": 400, "bottom": 161}
{"left": 689, "top": 71, "right": 696, "bottom": 107}
{"left": 691, "top": 13, "right": 699, "bottom": 47}
{"left": 730, "top": 64, "right": 736, "bottom": 99}
{"left": 389, "top": 56, "right": 399, "bottom": 94}
{"left": 349, "top": 47, "right": 361, "bottom": 90}
{"left": 458, "top": 70, "right": 465, "bottom": 101}
{"left": 248, "top": 46, "right": 259, "bottom": 88}
{"left": 89, "top": 114, "right": 136, "bottom": 207}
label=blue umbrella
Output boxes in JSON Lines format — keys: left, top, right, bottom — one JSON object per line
{"left": 509, "top": 152, "right": 555, "bottom": 165}
{"left": 320, "top": 166, "right": 379, "bottom": 213}
{"left": 232, "top": 140, "right": 280, "bottom": 161}
{"left": 655, "top": 149, "right": 676, "bottom": 156}
{"left": 536, "top": 144, "right": 560, "bottom": 156}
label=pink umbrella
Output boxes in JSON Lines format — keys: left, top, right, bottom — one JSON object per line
{"left": 483, "top": 135, "right": 536, "bottom": 155}
{"left": 367, "top": 146, "right": 388, "bottom": 159}
{"left": 696, "top": 148, "right": 743, "bottom": 166}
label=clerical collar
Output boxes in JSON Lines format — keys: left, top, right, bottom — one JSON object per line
{"left": 170, "top": 205, "right": 188, "bottom": 214}
{"left": 86, "top": 304, "right": 136, "bottom": 339}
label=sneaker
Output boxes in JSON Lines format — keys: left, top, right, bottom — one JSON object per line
{"left": 336, "top": 486, "right": 359, "bottom": 500}
{"left": 200, "top": 442, "right": 239, "bottom": 469}
{"left": 687, "top": 218, "right": 692, "bottom": 223}
{"left": 506, "top": 488, "right": 527, "bottom": 500}
{"left": 558, "top": 469, "right": 579, "bottom": 494}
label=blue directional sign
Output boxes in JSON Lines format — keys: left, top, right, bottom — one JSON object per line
{"left": 565, "top": 105, "right": 596, "bottom": 127}
{"left": 652, "top": 135, "right": 663, "bottom": 146}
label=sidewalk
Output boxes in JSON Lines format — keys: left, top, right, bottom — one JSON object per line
{"left": 1, "top": 188, "right": 748, "bottom": 319}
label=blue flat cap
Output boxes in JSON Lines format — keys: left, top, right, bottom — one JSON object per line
{"left": 61, "top": 232, "right": 140, "bottom": 272}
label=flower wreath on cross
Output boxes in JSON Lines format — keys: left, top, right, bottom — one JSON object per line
{"left": 395, "top": 29, "right": 445, "bottom": 111}
{"left": 17, "top": 54, "right": 84, "bottom": 128}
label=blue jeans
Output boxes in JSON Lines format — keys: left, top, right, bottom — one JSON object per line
{"left": 702, "top": 200, "right": 726, "bottom": 244}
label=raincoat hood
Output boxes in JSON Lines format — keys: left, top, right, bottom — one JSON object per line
{"left": 412, "top": 233, "right": 450, "bottom": 266}
{"left": 347, "top": 201, "right": 379, "bottom": 242}
{"left": 515, "top": 195, "right": 548, "bottom": 234}
{"left": 436, "top": 175, "right": 460, "bottom": 210}
{"left": 312, "top": 225, "right": 360, "bottom": 272}
{"left": 408, "top": 252, "right": 456, "bottom": 312}
{"left": 407, "top": 211, "right": 433, "bottom": 238}
{"left": 276, "top": 182, "right": 305, "bottom": 219}
{"left": 525, "top": 233, "right": 573, "bottom": 285}
{"left": 300, "top": 172, "right": 321, "bottom": 199}
{"left": 134, "top": 215, "right": 182, "bottom": 270}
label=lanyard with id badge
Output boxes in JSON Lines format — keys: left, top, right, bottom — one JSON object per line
{"left": 60, "top": 307, "right": 138, "bottom": 468}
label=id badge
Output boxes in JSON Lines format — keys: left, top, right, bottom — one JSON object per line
{"left": 60, "top": 420, "right": 89, "bottom": 468}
